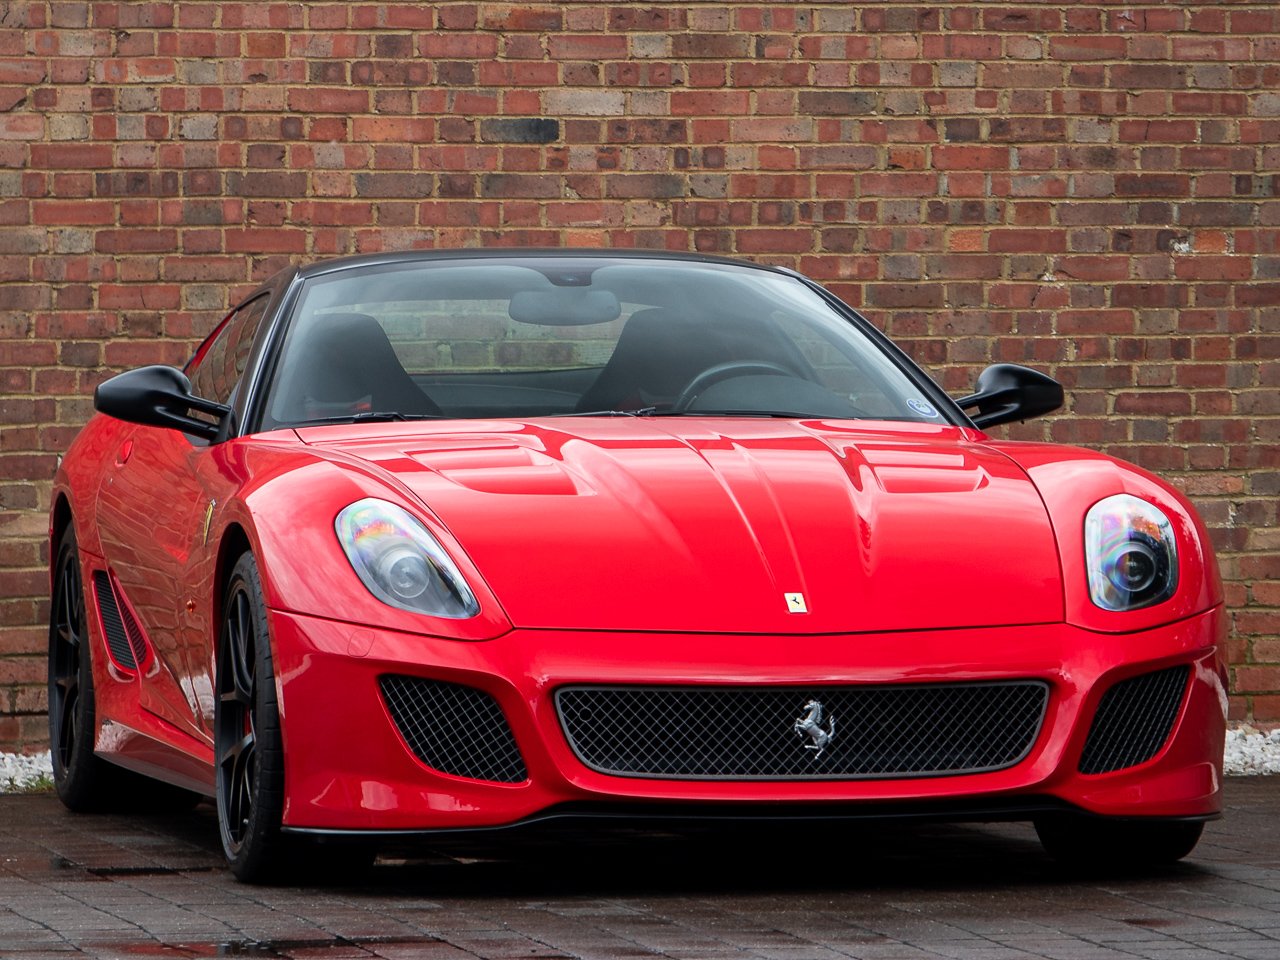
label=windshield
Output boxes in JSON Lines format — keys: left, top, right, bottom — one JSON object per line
{"left": 261, "top": 257, "right": 952, "bottom": 428}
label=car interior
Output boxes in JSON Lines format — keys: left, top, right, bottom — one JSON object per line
{"left": 264, "top": 262, "right": 916, "bottom": 427}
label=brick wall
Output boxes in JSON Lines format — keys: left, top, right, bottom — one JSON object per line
{"left": 1, "top": 3, "right": 1278, "bottom": 750}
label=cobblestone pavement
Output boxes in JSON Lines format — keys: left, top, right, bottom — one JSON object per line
{"left": 1, "top": 780, "right": 1278, "bottom": 960}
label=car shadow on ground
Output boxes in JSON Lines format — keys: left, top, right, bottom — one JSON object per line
{"left": 353, "top": 818, "right": 1210, "bottom": 898}
{"left": 33, "top": 799, "right": 1212, "bottom": 896}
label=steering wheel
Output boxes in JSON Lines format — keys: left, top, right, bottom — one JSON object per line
{"left": 672, "top": 361, "right": 796, "bottom": 412}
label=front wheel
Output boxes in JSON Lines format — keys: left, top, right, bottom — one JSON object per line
{"left": 215, "top": 552, "right": 373, "bottom": 883}
{"left": 1035, "top": 816, "right": 1204, "bottom": 867}
{"left": 215, "top": 553, "right": 288, "bottom": 882}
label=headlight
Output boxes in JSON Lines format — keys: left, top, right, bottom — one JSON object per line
{"left": 1085, "top": 494, "right": 1178, "bottom": 611}
{"left": 335, "top": 498, "right": 479, "bottom": 618}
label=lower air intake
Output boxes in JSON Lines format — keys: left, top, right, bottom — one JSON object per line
{"left": 380, "top": 675, "right": 527, "bottom": 783}
{"left": 1078, "top": 665, "right": 1190, "bottom": 775}
{"left": 556, "top": 681, "right": 1049, "bottom": 780}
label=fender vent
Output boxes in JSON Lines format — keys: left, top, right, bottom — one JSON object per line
{"left": 1079, "top": 665, "right": 1190, "bottom": 775}
{"left": 380, "top": 675, "right": 527, "bottom": 783}
{"left": 92, "top": 571, "right": 137, "bottom": 671}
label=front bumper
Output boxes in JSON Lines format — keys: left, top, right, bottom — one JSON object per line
{"left": 269, "top": 606, "right": 1226, "bottom": 831}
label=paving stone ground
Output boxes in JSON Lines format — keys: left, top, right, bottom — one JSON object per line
{"left": 1, "top": 780, "right": 1278, "bottom": 959}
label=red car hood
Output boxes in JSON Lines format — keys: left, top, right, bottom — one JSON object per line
{"left": 298, "top": 419, "right": 1064, "bottom": 634}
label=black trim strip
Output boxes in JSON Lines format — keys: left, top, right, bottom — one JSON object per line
{"left": 282, "top": 797, "right": 1218, "bottom": 840}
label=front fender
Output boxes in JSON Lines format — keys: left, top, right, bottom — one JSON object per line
{"left": 50, "top": 414, "right": 135, "bottom": 563}
{"left": 208, "top": 438, "right": 513, "bottom": 642}
{"left": 990, "top": 441, "right": 1223, "bottom": 635}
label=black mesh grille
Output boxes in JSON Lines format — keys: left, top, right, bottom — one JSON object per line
{"left": 380, "top": 675, "right": 527, "bottom": 783}
{"left": 1078, "top": 665, "right": 1189, "bottom": 775}
{"left": 117, "top": 595, "right": 149, "bottom": 667}
{"left": 92, "top": 571, "right": 136, "bottom": 671}
{"left": 556, "top": 682, "right": 1049, "bottom": 780}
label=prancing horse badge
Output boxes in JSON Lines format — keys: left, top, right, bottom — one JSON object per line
{"left": 784, "top": 592, "right": 808, "bottom": 614}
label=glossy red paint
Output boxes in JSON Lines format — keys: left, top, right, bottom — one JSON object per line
{"left": 52, "top": 410, "right": 1224, "bottom": 827}
{"left": 268, "top": 608, "right": 1224, "bottom": 831}
{"left": 48, "top": 252, "right": 1232, "bottom": 882}
{"left": 294, "top": 418, "right": 1065, "bottom": 634}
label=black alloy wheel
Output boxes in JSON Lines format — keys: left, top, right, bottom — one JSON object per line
{"left": 215, "top": 552, "right": 287, "bottom": 881}
{"left": 48, "top": 528, "right": 112, "bottom": 808}
{"left": 214, "top": 552, "right": 374, "bottom": 883}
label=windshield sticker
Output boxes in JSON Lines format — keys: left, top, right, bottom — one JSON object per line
{"left": 907, "top": 398, "right": 940, "bottom": 418}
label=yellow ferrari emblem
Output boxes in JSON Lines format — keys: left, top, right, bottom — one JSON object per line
{"left": 202, "top": 500, "right": 216, "bottom": 545}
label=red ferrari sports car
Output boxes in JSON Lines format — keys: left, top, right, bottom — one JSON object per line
{"left": 50, "top": 251, "right": 1225, "bottom": 882}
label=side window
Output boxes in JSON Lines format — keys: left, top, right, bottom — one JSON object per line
{"left": 187, "top": 296, "right": 270, "bottom": 406}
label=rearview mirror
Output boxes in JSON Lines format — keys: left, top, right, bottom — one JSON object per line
{"left": 508, "top": 289, "right": 622, "bottom": 326}
{"left": 94, "top": 365, "right": 231, "bottom": 441}
{"left": 955, "top": 363, "right": 1064, "bottom": 429}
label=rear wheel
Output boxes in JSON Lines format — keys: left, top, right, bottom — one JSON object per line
{"left": 1035, "top": 816, "right": 1204, "bottom": 867}
{"left": 49, "top": 528, "right": 114, "bottom": 809}
{"left": 49, "top": 526, "right": 203, "bottom": 813}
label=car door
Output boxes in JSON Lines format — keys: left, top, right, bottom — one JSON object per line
{"left": 94, "top": 295, "right": 271, "bottom": 745}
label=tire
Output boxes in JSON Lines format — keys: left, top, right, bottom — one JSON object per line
{"left": 215, "top": 552, "right": 289, "bottom": 882}
{"left": 48, "top": 527, "right": 115, "bottom": 810}
{"left": 1035, "top": 815, "right": 1204, "bottom": 867}
{"left": 214, "top": 552, "right": 373, "bottom": 884}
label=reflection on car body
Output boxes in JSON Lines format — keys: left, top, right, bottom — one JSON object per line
{"left": 50, "top": 251, "right": 1224, "bottom": 882}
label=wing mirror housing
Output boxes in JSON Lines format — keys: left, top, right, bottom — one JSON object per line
{"left": 955, "top": 363, "right": 1064, "bottom": 429}
{"left": 94, "top": 365, "right": 231, "bottom": 441}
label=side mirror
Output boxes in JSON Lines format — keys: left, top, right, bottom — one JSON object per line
{"left": 955, "top": 363, "right": 1064, "bottom": 429}
{"left": 94, "top": 365, "right": 231, "bottom": 441}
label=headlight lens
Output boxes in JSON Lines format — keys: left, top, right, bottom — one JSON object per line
{"left": 1085, "top": 494, "right": 1178, "bottom": 611}
{"left": 335, "top": 498, "right": 479, "bottom": 618}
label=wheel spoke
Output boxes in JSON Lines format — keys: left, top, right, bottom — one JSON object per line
{"left": 58, "top": 684, "right": 78, "bottom": 759}
{"left": 229, "top": 594, "right": 255, "bottom": 706}
{"left": 218, "top": 725, "right": 254, "bottom": 768}
{"left": 222, "top": 731, "right": 256, "bottom": 841}
{"left": 50, "top": 544, "right": 88, "bottom": 775}
{"left": 61, "top": 568, "right": 81, "bottom": 646}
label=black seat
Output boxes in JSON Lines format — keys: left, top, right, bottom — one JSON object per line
{"left": 284, "top": 312, "right": 442, "bottom": 420}
{"left": 575, "top": 308, "right": 727, "bottom": 412}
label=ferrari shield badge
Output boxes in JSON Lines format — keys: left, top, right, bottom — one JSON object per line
{"left": 784, "top": 592, "right": 807, "bottom": 613}
{"left": 794, "top": 699, "right": 835, "bottom": 758}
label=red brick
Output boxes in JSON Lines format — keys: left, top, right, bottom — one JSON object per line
{"left": 0, "top": 1, "right": 1277, "bottom": 745}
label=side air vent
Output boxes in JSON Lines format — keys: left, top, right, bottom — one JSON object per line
{"left": 1078, "top": 665, "right": 1190, "bottom": 775}
{"left": 92, "top": 571, "right": 137, "bottom": 671}
{"left": 379, "top": 675, "right": 527, "bottom": 784}
{"left": 116, "top": 590, "right": 150, "bottom": 668}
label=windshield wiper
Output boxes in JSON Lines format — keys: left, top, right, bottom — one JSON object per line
{"left": 556, "top": 407, "right": 660, "bottom": 417}
{"left": 556, "top": 408, "right": 824, "bottom": 419}
{"left": 291, "top": 411, "right": 449, "bottom": 427}
{"left": 648, "top": 409, "right": 820, "bottom": 419}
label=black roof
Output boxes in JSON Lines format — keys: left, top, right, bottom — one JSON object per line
{"left": 293, "top": 248, "right": 801, "bottom": 281}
